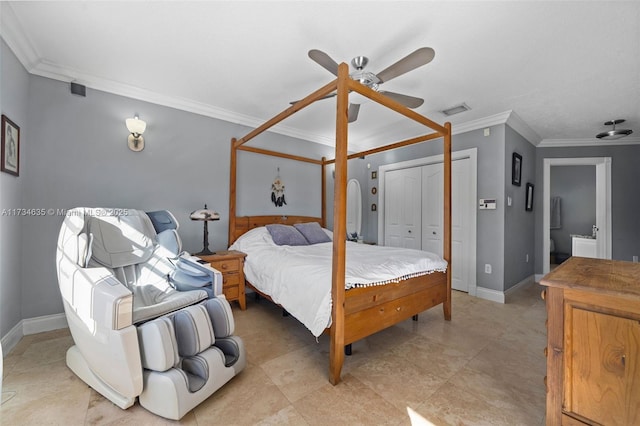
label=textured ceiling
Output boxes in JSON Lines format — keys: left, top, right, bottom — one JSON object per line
{"left": 2, "top": 1, "right": 639, "bottom": 151}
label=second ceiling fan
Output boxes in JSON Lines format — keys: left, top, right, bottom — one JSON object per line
{"left": 294, "top": 47, "right": 435, "bottom": 122}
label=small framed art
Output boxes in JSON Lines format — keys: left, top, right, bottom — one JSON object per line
{"left": 1, "top": 115, "right": 20, "bottom": 176}
{"left": 525, "top": 183, "right": 534, "bottom": 211}
{"left": 511, "top": 152, "right": 522, "bottom": 186}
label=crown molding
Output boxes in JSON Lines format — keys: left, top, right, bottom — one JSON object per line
{"left": 537, "top": 137, "right": 640, "bottom": 148}
{"left": 0, "top": 3, "right": 40, "bottom": 70}
{"left": 451, "top": 110, "right": 512, "bottom": 135}
{"left": 505, "top": 110, "right": 542, "bottom": 146}
{"left": 450, "top": 110, "right": 542, "bottom": 147}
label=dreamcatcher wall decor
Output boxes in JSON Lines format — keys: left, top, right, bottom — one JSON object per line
{"left": 271, "top": 167, "right": 286, "bottom": 207}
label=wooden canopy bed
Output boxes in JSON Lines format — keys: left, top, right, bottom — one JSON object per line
{"left": 228, "top": 63, "right": 452, "bottom": 385}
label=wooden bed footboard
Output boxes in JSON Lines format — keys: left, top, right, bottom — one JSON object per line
{"left": 342, "top": 271, "right": 448, "bottom": 345}
{"left": 246, "top": 270, "right": 448, "bottom": 347}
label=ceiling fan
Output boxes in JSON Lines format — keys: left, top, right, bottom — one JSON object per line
{"left": 292, "top": 47, "right": 435, "bottom": 122}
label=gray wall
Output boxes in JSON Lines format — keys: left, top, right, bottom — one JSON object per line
{"left": 535, "top": 144, "right": 640, "bottom": 272}
{"left": 503, "top": 125, "right": 536, "bottom": 291}
{"left": 16, "top": 73, "right": 330, "bottom": 323}
{"left": 549, "top": 166, "right": 596, "bottom": 255}
{"left": 353, "top": 124, "right": 508, "bottom": 292}
{"left": 0, "top": 40, "right": 29, "bottom": 337}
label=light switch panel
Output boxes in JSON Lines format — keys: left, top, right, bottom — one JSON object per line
{"left": 479, "top": 198, "right": 497, "bottom": 209}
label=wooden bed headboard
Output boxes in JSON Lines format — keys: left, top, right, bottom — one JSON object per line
{"left": 230, "top": 215, "right": 323, "bottom": 244}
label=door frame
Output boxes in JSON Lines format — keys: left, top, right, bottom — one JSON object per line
{"left": 542, "top": 157, "right": 612, "bottom": 275}
{"left": 378, "top": 148, "right": 478, "bottom": 296}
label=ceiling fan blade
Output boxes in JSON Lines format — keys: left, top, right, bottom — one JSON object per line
{"left": 379, "top": 91, "right": 424, "bottom": 108}
{"left": 308, "top": 49, "right": 339, "bottom": 76}
{"left": 376, "top": 47, "right": 435, "bottom": 83}
{"left": 348, "top": 103, "right": 360, "bottom": 123}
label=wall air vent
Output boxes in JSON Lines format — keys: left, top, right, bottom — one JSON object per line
{"left": 441, "top": 103, "right": 470, "bottom": 116}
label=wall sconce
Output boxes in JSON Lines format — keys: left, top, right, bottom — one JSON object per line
{"left": 126, "top": 115, "right": 146, "bottom": 152}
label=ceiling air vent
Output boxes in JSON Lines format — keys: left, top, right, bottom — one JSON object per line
{"left": 441, "top": 103, "right": 470, "bottom": 116}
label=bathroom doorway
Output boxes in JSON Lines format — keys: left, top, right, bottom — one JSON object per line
{"left": 542, "top": 157, "right": 612, "bottom": 275}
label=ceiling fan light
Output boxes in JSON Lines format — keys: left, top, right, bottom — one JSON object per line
{"left": 596, "top": 130, "right": 633, "bottom": 140}
{"left": 441, "top": 103, "right": 470, "bottom": 116}
{"left": 595, "top": 119, "right": 633, "bottom": 140}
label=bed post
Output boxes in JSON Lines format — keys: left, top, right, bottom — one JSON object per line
{"left": 229, "top": 138, "right": 237, "bottom": 246}
{"left": 329, "top": 63, "right": 350, "bottom": 385}
{"left": 443, "top": 122, "right": 452, "bottom": 321}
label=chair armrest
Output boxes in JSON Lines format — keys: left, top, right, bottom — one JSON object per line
{"left": 175, "top": 255, "right": 223, "bottom": 296}
{"left": 58, "top": 259, "right": 133, "bottom": 330}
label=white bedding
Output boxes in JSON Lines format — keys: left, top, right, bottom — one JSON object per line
{"left": 229, "top": 226, "right": 448, "bottom": 337}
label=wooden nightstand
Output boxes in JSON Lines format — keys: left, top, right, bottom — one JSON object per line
{"left": 196, "top": 250, "right": 247, "bottom": 310}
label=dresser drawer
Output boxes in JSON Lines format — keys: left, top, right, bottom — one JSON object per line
{"left": 223, "top": 285, "right": 239, "bottom": 300}
{"left": 196, "top": 250, "right": 247, "bottom": 310}
{"left": 222, "top": 273, "right": 239, "bottom": 287}
{"left": 210, "top": 259, "right": 240, "bottom": 274}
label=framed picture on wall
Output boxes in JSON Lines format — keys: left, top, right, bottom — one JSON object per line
{"left": 512, "top": 152, "right": 522, "bottom": 186}
{"left": 525, "top": 183, "right": 534, "bottom": 211}
{"left": 1, "top": 115, "right": 20, "bottom": 177}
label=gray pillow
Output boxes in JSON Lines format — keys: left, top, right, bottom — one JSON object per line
{"left": 266, "top": 224, "right": 309, "bottom": 246}
{"left": 294, "top": 222, "right": 331, "bottom": 244}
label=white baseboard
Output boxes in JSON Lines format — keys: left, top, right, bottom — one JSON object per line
{"left": 476, "top": 286, "right": 505, "bottom": 303}
{"left": 1, "top": 321, "right": 24, "bottom": 357}
{"left": 1, "top": 313, "right": 67, "bottom": 356}
{"left": 535, "top": 273, "right": 545, "bottom": 283}
{"left": 476, "top": 274, "right": 536, "bottom": 304}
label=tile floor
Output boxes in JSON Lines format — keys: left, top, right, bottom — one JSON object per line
{"left": 1, "top": 283, "right": 547, "bottom": 425}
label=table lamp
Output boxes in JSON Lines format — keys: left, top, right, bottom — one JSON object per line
{"left": 190, "top": 204, "right": 220, "bottom": 255}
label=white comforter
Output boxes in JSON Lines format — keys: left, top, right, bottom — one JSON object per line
{"left": 229, "top": 227, "right": 448, "bottom": 337}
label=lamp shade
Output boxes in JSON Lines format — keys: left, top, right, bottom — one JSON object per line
{"left": 190, "top": 208, "right": 220, "bottom": 221}
{"left": 126, "top": 116, "right": 147, "bottom": 135}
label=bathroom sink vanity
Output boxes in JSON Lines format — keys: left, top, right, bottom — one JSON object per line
{"left": 571, "top": 235, "right": 597, "bottom": 258}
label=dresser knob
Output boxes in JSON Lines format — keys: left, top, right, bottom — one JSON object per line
{"left": 541, "top": 289, "right": 547, "bottom": 300}
{"left": 544, "top": 347, "right": 548, "bottom": 357}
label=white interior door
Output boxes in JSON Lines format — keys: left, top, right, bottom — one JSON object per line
{"left": 384, "top": 167, "right": 422, "bottom": 249}
{"left": 451, "top": 159, "right": 472, "bottom": 292}
{"left": 421, "top": 163, "right": 443, "bottom": 255}
{"left": 379, "top": 149, "right": 477, "bottom": 295}
{"left": 421, "top": 159, "right": 472, "bottom": 292}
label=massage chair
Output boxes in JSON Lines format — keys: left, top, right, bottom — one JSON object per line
{"left": 55, "top": 207, "right": 245, "bottom": 420}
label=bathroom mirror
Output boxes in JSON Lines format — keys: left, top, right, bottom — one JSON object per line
{"left": 346, "top": 178, "right": 362, "bottom": 239}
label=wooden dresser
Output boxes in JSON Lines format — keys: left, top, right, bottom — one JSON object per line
{"left": 540, "top": 257, "right": 640, "bottom": 425}
{"left": 197, "top": 250, "right": 247, "bottom": 310}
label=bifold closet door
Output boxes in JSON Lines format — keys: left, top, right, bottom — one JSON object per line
{"left": 383, "top": 167, "right": 422, "bottom": 249}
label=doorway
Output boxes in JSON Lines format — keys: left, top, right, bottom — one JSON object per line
{"left": 542, "top": 157, "right": 612, "bottom": 275}
{"left": 378, "top": 148, "right": 477, "bottom": 294}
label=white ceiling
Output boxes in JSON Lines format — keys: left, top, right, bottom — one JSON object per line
{"left": 2, "top": 1, "right": 639, "bottom": 151}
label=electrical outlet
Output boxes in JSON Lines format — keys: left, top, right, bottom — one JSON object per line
{"left": 526, "top": 254, "right": 529, "bottom": 263}
{"left": 634, "top": 255, "right": 639, "bottom": 263}
{"left": 484, "top": 264, "right": 492, "bottom": 274}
